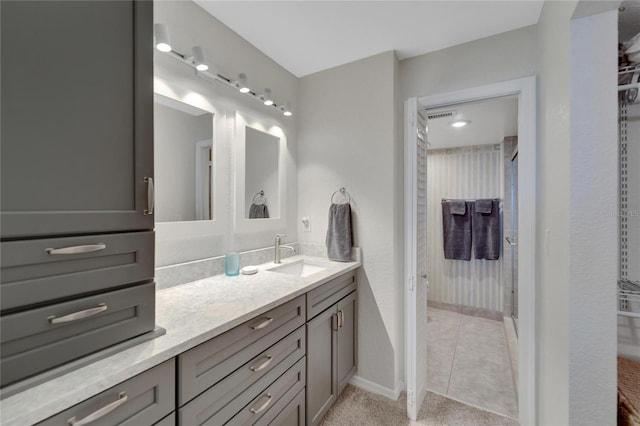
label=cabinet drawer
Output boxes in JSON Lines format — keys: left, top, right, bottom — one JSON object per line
{"left": 180, "top": 325, "right": 305, "bottom": 411}
{"left": 0, "top": 282, "right": 155, "bottom": 386}
{"left": 178, "top": 295, "right": 305, "bottom": 405}
{"left": 306, "top": 272, "right": 356, "bottom": 320}
{"left": 1, "top": 231, "right": 154, "bottom": 311}
{"left": 154, "top": 412, "right": 176, "bottom": 426}
{"left": 180, "top": 357, "right": 306, "bottom": 426}
{"left": 38, "top": 359, "right": 175, "bottom": 426}
{"left": 255, "top": 387, "right": 305, "bottom": 426}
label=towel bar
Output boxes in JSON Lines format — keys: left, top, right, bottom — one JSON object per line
{"left": 331, "top": 187, "right": 351, "bottom": 204}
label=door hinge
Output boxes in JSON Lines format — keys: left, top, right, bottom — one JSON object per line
{"left": 407, "top": 275, "right": 415, "bottom": 291}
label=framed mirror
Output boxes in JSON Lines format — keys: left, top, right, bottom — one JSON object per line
{"left": 154, "top": 93, "right": 214, "bottom": 223}
{"left": 245, "top": 127, "right": 280, "bottom": 219}
{"left": 234, "top": 112, "right": 286, "bottom": 233}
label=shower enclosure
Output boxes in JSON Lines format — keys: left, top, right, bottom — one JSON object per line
{"left": 510, "top": 152, "right": 519, "bottom": 333}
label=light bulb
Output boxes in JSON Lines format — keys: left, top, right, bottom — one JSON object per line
{"left": 263, "top": 88, "right": 274, "bottom": 106}
{"left": 192, "top": 46, "right": 208, "bottom": 71}
{"left": 238, "top": 73, "right": 250, "bottom": 93}
{"left": 154, "top": 24, "right": 172, "bottom": 52}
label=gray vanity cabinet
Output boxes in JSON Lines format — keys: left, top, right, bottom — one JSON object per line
{"left": 0, "top": 0, "right": 154, "bottom": 239}
{"left": 178, "top": 296, "right": 307, "bottom": 425}
{"left": 306, "top": 273, "right": 357, "bottom": 426}
{"left": 38, "top": 359, "right": 175, "bottom": 426}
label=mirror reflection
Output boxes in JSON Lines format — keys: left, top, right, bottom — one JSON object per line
{"left": 154, "top": 93, "right": 214, "bottom": 223}
{"left": 245, "top": 126, "right": 280, "bottom": 219}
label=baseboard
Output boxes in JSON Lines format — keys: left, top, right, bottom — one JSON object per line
{"left": 349, "top": 375, "right": 405, "bottom": 400}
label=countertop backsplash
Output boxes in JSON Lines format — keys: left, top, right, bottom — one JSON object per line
{"left": 155, "top": 242, "right": 359, "bottom": 290}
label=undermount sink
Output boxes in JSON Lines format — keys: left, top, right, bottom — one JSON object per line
{"left": 268, "top": 259, "right": 328, "bottom": 278}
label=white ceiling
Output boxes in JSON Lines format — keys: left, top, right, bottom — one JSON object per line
{"left": 426, "top": 96, "right": 518, "bottom": 150}
{"left": 194, "top": 1, "right": 544, "bottom": 77}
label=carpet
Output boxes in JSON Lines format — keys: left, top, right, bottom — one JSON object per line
{"left": 320, "top": 385, "right": 518, "bottom": 426}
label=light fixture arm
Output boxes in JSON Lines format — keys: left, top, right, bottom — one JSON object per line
{"left": 155, "top": 23, "right": 292, "bottom": 117}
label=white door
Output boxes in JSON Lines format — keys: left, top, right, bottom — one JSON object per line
{"left": 404, "top": 98, "right": 428, "bottom": 420}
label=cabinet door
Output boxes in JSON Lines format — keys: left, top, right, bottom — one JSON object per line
{"left": 0, "top": 0, "right": 153, "bottom": 238}
{"left": 337, "top": 291, "right": 357, "bottom": 394}
{"left": 306, "top": 307, "right": 337, "bottom": 426}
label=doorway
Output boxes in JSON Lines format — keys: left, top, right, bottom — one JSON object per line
{"left": 404, "top": 77, "right": 537, "bottom": 424}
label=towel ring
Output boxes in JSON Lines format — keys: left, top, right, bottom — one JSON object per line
{"left": 252, "top": 190, "right": 266, "bottom": 205}
{"left": 331, "top": 187, "right": 351, "bottom": 204}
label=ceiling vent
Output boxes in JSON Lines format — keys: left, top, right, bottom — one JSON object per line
{"left": 426, "top": 110, "right": 456, "bottom": 120}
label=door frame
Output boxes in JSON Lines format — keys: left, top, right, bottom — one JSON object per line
{"left": 404, "top": 76, "right": 537, "bottom": 425}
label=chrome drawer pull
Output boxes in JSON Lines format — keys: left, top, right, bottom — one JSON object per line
{"left": 144, "top": 177, "right": 154, "bottom": 215}
{"left": 250, "top": 393, "right": 273, "bottom": 414}
{"left": 250, "top": 317, "right": 273, "bottom": 330}
{"left": 46, "top": 244, "right": 106, "bottom": 255}
{"left": 249, "top": 355, "right": 273, "bottom": 372}
{"left": 67, "top": 391, "right": 127, "bottom": 426}
{"left": 338, "top": 310, "right": 344, "bottom": 328}
{"left": 48, "top": 303, "right": 107, "bottom": 324}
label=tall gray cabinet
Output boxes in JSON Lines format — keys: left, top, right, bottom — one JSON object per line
{"left": 0, "top": 0, "right": 155, "bottom": 388}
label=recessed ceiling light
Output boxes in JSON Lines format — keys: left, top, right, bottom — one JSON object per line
{"left": 450, "top": 120, "right": 471, "bottom": 128}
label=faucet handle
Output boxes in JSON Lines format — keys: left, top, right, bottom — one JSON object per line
{"left": 275, "top": 233, "right": 286, "bottom": 239}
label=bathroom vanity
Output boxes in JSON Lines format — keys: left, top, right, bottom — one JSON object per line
{"left": 0, "top": 256, "right": 360, "bottom": 426}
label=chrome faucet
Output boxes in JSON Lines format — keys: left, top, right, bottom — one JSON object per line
{"left": 274, "top": 234, "right": 295, "bottom": 263}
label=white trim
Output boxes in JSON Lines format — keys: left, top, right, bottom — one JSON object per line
{"left": 349, "top": 375, "right": 405, "bottom": 401}
{"left": 411, "top": 76, "right": 537, "bottom": 426}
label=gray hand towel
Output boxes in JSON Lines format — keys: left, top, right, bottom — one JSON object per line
{"left": 450, "top": 200, "right": 466, "bottom": 215}
{"left": 475, "top": 199, "right": 493, "bottom": 214}
{"left": 442, "top": 200, "right": 473, "bottom": 261}
{"left": 326, "top": 203, "right": 353, "bottom": 261}
{"left": 472, "top": 199, "right": 500, "bottom": 260}
{"left": 249, "top": 203, "right": 269, "bottom": 219}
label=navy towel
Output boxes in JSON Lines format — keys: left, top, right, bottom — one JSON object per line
{"left": 249, "top": 203, "right": 269, "bottom": 219}
{"left": 326, "top": 203, "right": 353, "bottom": 261}
{"left": 442, "top": 200, "right": 473, "bottom": 261}
{"left": 473, "top": 199, "right": 500, "bottom": 260}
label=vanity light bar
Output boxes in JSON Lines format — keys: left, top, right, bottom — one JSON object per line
{"left": 154, "top": 24, "right": 292, "bottom": 117}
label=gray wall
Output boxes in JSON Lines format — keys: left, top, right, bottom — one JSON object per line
{"left": 298, "top": 51, "right": 403, "bottom": 394}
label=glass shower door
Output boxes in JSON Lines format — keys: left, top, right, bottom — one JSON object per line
{"left": 511, "top": 153, "right": 519, "bottom": 332}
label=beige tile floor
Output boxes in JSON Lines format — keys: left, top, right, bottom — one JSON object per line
{"left": 426, "top": 307, "right": 518, "bottom": 419}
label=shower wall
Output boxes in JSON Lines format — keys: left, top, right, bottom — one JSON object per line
{"left": 427, "top": 144, "right": 503, "bottom": 311}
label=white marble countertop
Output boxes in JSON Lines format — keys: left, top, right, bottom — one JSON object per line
{"left": 0, "top": 255, "right": 360, "bottom": 425}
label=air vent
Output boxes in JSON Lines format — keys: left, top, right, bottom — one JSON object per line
{"left": 426, "top": 110, "right": 456, "bottom": 120}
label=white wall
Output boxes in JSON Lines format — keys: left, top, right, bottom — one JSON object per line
{"left": 426, "top": 145, "right": 503, "bottom": 311}
{"left": 399, "top": 25, "right": 538, "bottom": 101}
{"left": 535, "top": 2, "right": 619, "bottom": 424}
{"left": 568, "top": 7, "right": 618, "bottom": 425}
{"left": 535, "top": 3, "right": 574, "bottom": 423}
{"left": 154, "top": 1, "right": 299, "bottom": 266}
{"left": 298, "top": 51, "right": 404, "bottom": 394}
